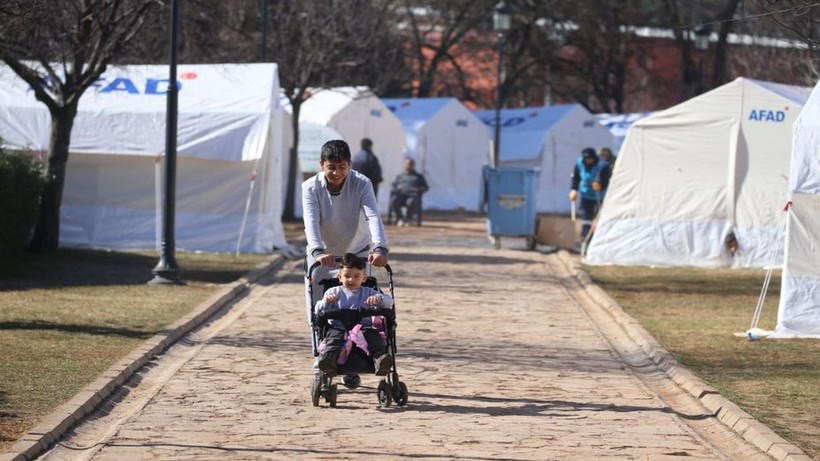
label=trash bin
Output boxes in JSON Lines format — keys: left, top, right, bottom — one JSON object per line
{"left": 482, "top": 166, "right": 540, "bottom": 250}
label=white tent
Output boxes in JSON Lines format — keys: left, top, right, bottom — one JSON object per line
{"left": 772, "top": 79, "right": 820, "bottom": 338}
{"left": 382, "top": 97, "right": 490, "bottom": 211}
{"left": 0, "top": 63, "right": 291, "bottom": 253}
{"left": 595, "top": 112, "right": 653, "bottom": 153}
{"left": 586, "top": 78, "right": 811, "bottom": 268}
{"left": 291, "top": 87, "right": 406, "bottom": 212}
{"left": 474, "top": 104, "right": 615, "bottom": 214}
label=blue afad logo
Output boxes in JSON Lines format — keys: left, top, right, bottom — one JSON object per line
{"left": 92, "top": 77, "right": 182, "bottom": 95}
{"left": 481, "top": 116, "right": 525, "bottom": 127}
{"left": 748, "top": 109, "right": 785, "bottom": 122}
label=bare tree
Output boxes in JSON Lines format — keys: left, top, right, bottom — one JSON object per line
{"left": 662, "top": 0, "right": 743, "bottom": 99}
{"left": 0, "top": 1, "right": 46, "bottom": 33}
{"left": 526, "top": 1, "right": 656, "bottom": 113}
{"left": 397, "top": 0, "right": 495, "bottom": 99}
{"left": 118, "top": 0, "right": 260, "bottom": 64}
{"left": 266, "top": 0, "right": 408, "bottom": 219}
{"left": 748, "top": 0, "right": 820, "bottom": 79}
{"left": 0, "top": 0, "right": 159, "bottom": 252}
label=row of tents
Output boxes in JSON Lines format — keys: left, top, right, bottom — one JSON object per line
{"left": 0, "top": 62, "right": 623, "bottom": 253}
{"left": 0, "top": 62, "right": 817, "bottom": 338}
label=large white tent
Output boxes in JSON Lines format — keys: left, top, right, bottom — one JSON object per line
{"left": 586, "top": 78, "right": 811, "bottom": 268}
{"left": 0, "top": 63, "right": 291, "bottom": 253}
{"left": 474, "top": 104, "right": 615, "bottom": 214}
{"left": 291, "top": 87, "right": 406, "bottom": 212}
{"left": 772, "top": 79, "right": 820, "bottom": 338}
{"left": 382, "top": 97, "right": 490, "bottom": 211}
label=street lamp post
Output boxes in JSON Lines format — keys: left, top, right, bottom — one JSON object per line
{"left": 259, "top": 0, "right": 269, "bottom": 61}
{"left": 149, "top": 0, "right": 184, "bottom": 285}
{"left": 492, "top": 0, "right": 513, "bottom": 169}
{"left": 694, "top": 25, "right": 711, "bottom": 94}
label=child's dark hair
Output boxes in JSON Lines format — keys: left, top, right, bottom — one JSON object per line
{"left": 321, "top": 140, "right": 351, "bottom": 163}
{"left": 340, "top": 252, "right": 366, "bottom": 271}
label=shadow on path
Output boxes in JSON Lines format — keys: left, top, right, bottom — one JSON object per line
{"left": 392, "top": 391, "right": 716, "bottom": 421}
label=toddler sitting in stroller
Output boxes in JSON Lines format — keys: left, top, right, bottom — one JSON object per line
{"left": 315, "top": 253, "right": 394, "bottom": 376}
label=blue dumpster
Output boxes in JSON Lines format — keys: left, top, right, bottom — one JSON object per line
{"left": 482, "top": 166, "right": 540, "bottom": 250}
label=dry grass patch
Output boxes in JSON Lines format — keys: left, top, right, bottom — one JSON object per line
{"left": 0, "top": 242, "right": 293, "bottom": 450}
{"left": 584, "top": 264, "right": 820, "bottom": 459}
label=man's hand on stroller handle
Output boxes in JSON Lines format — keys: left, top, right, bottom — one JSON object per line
{"left": 368, "top": 253, "right": 388, "bottom": 267}
{"left": 315, "top": 253, "right": 336, "bottom": 267}
{"left": 314, "top": 253, "right": 387, "bottom": 268}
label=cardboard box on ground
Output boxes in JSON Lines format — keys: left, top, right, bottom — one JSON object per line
{"left": 536, "top": 215, "right": 577, "bottom": 249}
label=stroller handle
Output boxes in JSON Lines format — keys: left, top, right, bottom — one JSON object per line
{"left": 306, "top": 257, "right": 393, "bottom": 279}
{"left": 314, "top": 305, "right": 395, "bottom": 324}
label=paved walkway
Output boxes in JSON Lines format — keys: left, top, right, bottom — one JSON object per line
{"left": 41, "top": 218, "right": 771, "bottom": 460}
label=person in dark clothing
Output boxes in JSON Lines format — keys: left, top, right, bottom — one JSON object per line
{"left": 569, "top": 147, "right": 612, "bottom": 245}
{"left": 351, "top": 138, "right": 383, "bottom": 197}
{"left": 598, "top": 147, "right": 616, "bottom": 168}
{"left": 390, "top": 158, "right": 429, "bottom": 226}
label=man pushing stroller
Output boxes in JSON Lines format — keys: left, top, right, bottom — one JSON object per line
{"left": 302, "top": 139, "right": 390, "bottom": 388}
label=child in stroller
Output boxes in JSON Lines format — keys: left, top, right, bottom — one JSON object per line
{"left": 308, "top": 254, "right": 408, "bottom": 407}
{"left": 315, "top": 253, "right": 394, "bottom": 376}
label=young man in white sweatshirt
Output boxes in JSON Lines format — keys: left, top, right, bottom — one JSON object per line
{"left": 302, "top": 139, "right": 390, "bottom": 387}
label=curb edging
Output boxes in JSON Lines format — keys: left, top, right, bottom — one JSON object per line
{"left": 0, "top": 254, "right": 288, "bottom": 461}
{"left": 556, "top": 250, "right": 812, "bottom": 461}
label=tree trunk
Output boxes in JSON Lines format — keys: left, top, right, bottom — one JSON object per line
{"left": 28, "top": 103, "right": 78, "bottom": 253}
{"left": 711, "top": 0, "right": 741, "bottom": 87}
{"left": 282, "top": 101, "right": 300, "bottom": 221}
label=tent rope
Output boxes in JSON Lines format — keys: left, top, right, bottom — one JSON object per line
{"left": 749, "top": 200, "right": 792, "bottom": 331}
{"left": 750, "top": 267, "right": 774, "bottom": 330}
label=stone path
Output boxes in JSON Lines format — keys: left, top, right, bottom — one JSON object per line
{"left": 40, "top": 218, "right": 771, "bottom": 460}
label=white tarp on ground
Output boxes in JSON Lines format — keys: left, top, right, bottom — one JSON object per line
{"left": 772, "top": 79, "right": 820, "bottom": 338}
{"left": 586, "top": 77, "right": 811, "bottom": 268}
{"left": 382, "top": 97, "right": 490, "bottom": 211}
{"left": 595, "top": 112, "right": 653, "bottom": 153}
{"left": 289, "top": 87, "right": 406, "bottom": 213}
{"left": 474, "top": 104, "right": 615, "bottom": 214}
{"left": 0, "top": 63, "right": 291, "bottom": 253}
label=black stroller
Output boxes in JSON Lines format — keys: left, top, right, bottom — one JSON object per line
{"left": 306, "top": 259, "right": 408, "bottom": 408}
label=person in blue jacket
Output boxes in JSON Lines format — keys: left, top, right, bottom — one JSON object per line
{"left": 569, "top": 147, "right": 611, "bottom": 246}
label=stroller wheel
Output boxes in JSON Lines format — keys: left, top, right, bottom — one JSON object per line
{"left": 377, "top": 379, "right": 393, "bottom": 407}
{"left": 328, "top": 384, "right": 338, "bottom": 408}
{"left": 310, "top": 374, "right": 321, "bottom": 407}
{"left": 393, "top": 381, "right": 409, "bottom": 406}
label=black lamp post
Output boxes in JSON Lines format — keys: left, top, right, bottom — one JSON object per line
{"left": 149, "top": 0, "right": 184, "bottom": 285}
{"left": 492, "top": 0, "right": 513, "bottom": 169}
{"left": 259, "top": 0, "right": 268, "bottom": 61}
{"left": 694, "top": 25, "right": 711, "bottom": 94}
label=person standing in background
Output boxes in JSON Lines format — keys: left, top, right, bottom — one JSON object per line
{"left": 598, "top": 147, "right": 616, "bottom": 169}
{"left": 569, "top": 147, "right": 611, "bottom": 250}
{"left": 352, "top": 138, "right": 383, "bottom": 198}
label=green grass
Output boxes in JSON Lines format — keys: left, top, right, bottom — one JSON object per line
{"left": 585, "top": 264, "right": 820, "bottom": 459}
{"left": 0, "top": 248, "right": 273, "bottom": 449}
